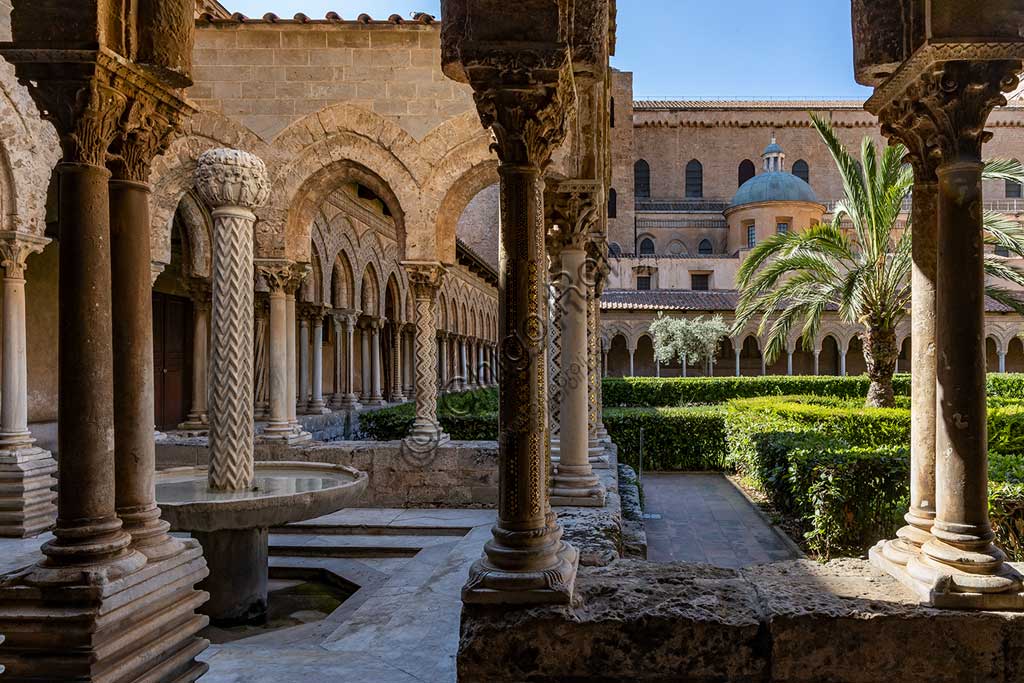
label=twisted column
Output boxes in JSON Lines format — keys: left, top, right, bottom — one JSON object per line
{"left": 0, "top": 232, "right": 56, "bottom": 537}
{"left": 195, "top": 149, "right": 269, "bottom": 492}
{"left": 390, "top": 320, "right": 406, "bottom": 402}
{"left": 438, "top": 332, "right": 449, "bottom": 392}
{"left": 404, "top": 262, "right": 449, "bottom": 449}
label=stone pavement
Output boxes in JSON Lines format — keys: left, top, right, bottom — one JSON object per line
{"left": 641, "top": 472, "right": 799, "bottom": 567}
{"left": 198, "top": 507, "right": 496, "bottom": 683}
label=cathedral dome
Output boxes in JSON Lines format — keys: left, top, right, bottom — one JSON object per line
{"left": 731, "top": 171, "right": 819, "bottom": 207}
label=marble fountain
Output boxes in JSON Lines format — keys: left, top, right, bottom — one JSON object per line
{"left": 156, "top": 149, "right": 367, "bottom": 623}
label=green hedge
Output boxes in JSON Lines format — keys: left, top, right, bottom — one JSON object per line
{"left": 602, "top": 375, "right": 913, "bottom": 408}
{"left": 604, "top": 407, "right": 726, "bottom": 472}
{"left": 988, "top": 373, "right": 1024, "bottom": 399}
{"left": 724, "top": 395, "right": 1024, "bottom": 559}
{"left": 358, "top": 389, "right": 499, "bottom": 441}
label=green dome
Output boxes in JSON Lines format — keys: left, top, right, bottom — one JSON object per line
{"left": 730, "top": 171, "right": 819, "bottom": 207}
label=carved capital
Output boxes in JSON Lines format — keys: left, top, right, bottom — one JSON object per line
{"left": 287, "top": 263, "right": 312, "bottom": 296}
{"left": 878, "top": 60, "right": 1022, "bottom": 166}
{"left": 546, "top": 179, "right": 603, "bottom": 253}
{"left": 110, "top": 99, "right": 180, "bottom": 182}
{"left": 464, "top": 49, "right": 576, "bottom": 168}
{"left": 0, "top": 231, "right": 49, "bottom": 279}
{"left": 403, "top": 261, "right": 446, "bottom": 299}
{"left": 254, "top": 259, "right": 294, "bottom": 294}
{"left": 65, "top": 81, "right": 128, "bottom": 168}
{"left": 195, "top": 148, "right": 271, "bottom": 210}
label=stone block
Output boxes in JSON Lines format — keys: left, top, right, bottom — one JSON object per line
{"left": 235, "top": 30, "right": 283, "bottom": 48}
{"left": 327, "top": 31, "right": 370, "bottom": 48}
{"left": 274, "top": 49, "right": 310, "bottom": 66}
{"left": 370, "top": 31, "right": 421, "bottom": 48}
{"left": 308, "top": 49, "right": 354, "bottom": 67}
{"left": 281, "top": 30, "right": 328, "bottom": 48}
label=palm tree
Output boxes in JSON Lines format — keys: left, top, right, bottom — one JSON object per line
{"left": 733, "top": 113, "right": 1024, "bottom": 407}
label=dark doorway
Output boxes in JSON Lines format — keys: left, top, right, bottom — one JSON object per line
{"left": 153, "top": 292, "right": 193, "bottom": 430}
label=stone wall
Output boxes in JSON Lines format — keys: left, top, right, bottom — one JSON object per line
{"left": 459, "top": 558, "right": 1024, "bottom": 683}
{"left": 156, "top": 438, "right": 500, "bottom": 508}
{"left": 189, "top": 19, "right": 476, "bottom": 140}
{"left": 608, "top": 70, "right": 636, "bottom": 250}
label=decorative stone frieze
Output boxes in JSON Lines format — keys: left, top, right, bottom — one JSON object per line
{"left": 195, "top": 148, "right": 269, "bottom": 491}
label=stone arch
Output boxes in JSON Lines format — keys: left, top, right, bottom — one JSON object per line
{"left": 332, "top": 249, "right": 356, "bottom": 310}
{"left": 0, "top": 61, "right": 60, "bottom": 235}
{"left": 384, "top": 273, "right": 402, "bottom": 323}
{"left": 438, "top": 297, "right": 448, "bottom": 331}
{"left": 301, "top": 244, "right": 324, "bottom": 305}
{"left": 174, "top": 190, "right": 213, "bottom": 279}
{"left": 607, "top": 333, "right": 631, "bottom": 377}
{"left": 434, "top": 158, "right": 499, "bottom": 265}
{"left": 361, "top": 263, "right": 381, "bottom": 317}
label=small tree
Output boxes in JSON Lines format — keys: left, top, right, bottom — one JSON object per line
{"left": 649, "top": 313, "right": 729, "bottom": 374}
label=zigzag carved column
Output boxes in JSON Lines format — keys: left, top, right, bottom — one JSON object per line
{"left": 0, "top": 232, "right": 56, "bottom": 538}
{"left": 443, "top": 7, "right": 580, "bottom": 603}
{"left": 404, "top": 262, "right": 450, "bottom": 451}
{"left": 195, "top": 149, "right": 270, "bottom": 492}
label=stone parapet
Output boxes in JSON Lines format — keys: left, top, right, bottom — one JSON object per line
{"left": 459, "top": 558, "right": 1024, "bottom": 683}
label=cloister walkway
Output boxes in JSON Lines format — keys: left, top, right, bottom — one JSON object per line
{"left": 642, "top": 472, "right": 800, "bottom": 567}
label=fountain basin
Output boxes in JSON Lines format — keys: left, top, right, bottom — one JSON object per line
{"left": 155, "top": 462, "right": 368, "bottom": 625}
{"left": 155, "top": 462, "right": 368, "bottom": 532}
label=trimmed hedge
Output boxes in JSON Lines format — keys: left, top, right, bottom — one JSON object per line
{"left": 724, "top": 396, "right": 1024, "bottom": 559}
{"left": 358, "top": 388, "right": 499, "bottom": 441}
{"left": 602, "top": 375, "right": 913, "bottom": 408}
{"left": 988, "top": 373, "right": 1024, "bottom": 399}
{"left": 604, "top": 407, "right": 726, "bottom": 472}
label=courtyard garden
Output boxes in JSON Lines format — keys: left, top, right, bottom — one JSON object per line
{"left": 361, "top": 373, "right": 1024, "bottom": 562}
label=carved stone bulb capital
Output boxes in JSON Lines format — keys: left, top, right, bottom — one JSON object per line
{"left": 195, "top": 148, "right": 271, "bottom": 210}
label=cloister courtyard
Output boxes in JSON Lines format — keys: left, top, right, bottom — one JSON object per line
{"left": 1, "top": 1, "right": 1024, "bottom": 682}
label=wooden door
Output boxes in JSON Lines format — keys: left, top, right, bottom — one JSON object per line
{"left": 153, "top": 292, "right": 193, "bottom": 430}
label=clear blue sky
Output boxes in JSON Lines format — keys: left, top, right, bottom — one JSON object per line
{"left": 226, "top": 1, "right": 872, "bottom": 99}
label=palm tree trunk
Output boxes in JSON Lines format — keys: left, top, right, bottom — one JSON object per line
{"left": 863, "top": 325, "right": 898, "bottom": 408}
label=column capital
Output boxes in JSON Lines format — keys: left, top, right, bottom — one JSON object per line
{"left": 875, "top": 60, "right": 1022, "bottom": 165}
{"left": 0, "top": 231, "right": 49, "bottom": 279}
{"left": 255, "top": 259, "right": 294, "bottom": 294}
{"left": 184, "top": 277, "right": 212, "bottom": 305}
{"left": 195, "top": 148, "right": 271, "bottom": 211}
{"left": 545, "top": 179, "right": 603, "bottom": 254}
{"left": 109, "top": 94, "right": 191, "bottom": 183}
{"left": 403, "top": 261, "right": 446, "bottom": 296}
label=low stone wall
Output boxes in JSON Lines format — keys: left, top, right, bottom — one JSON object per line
{"left": 458, "top": 558, "right": 1024, "bottom": 683}
{"left": 156, "top": 438, "right": 500, "bottom": 508}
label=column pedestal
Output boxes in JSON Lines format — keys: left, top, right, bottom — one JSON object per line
{"left": 193, "top": 528, "right": 268, "bottom": 625}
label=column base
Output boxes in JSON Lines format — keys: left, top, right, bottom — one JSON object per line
{"left": 0, "top": 539, "right": 210, "bottom": 681}
{"left": 0, "top": 446, "right": 57, "bottom": 538}
{"left": 364, "top": 397, "right": 387, "bottom": 408}
{"left": 462, "top": 541, "right": 579, "bottom": 606}
{"left": 193, "top": 527, "right": 269, "bottom": 625}
{"left": 335, "top": 395, "right": 363, "bottom": 411}
{"left": 550, "top": 474, "right": 606, "bottom": 507}
{"left": 178, "top": 413, "right": 209, "bottom": 433}
{"left": 303, "top": 400, "right": 331, "bottom": 415}
{"left": 259, "top": 423, "right": 313, "bottom": 445}
{"left": 869, "top": 541, "right": 1024, "bottom": 610}
{"left": 403, "top": 420, "right": 450, "bottom": 460}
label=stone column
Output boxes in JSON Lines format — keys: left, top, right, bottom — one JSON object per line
{"left": 547, "top": 265, "right": 563, "bottom": 459}
{"left": 872, "top": 59, "right": 1024, "bottom": 607}
{"left": 195, "top": 149, "right": 269, "bottom": 492}
{"left": 257, "top": 263, "right": 293, "bottom": 439}
{"left": 360, "top": 322, "right": 371, "bottom": 402}
{"left": 109, "top": 156, "right": 185, "bottom": 561}
{"left": 308, "top": 309, "right": 328, "bottom": 413}
{"left": 786, "top": 349, "right": 794, "bottom": 376}
{"left": 628, "top": 348, "right": 635, "bottom": 376}
{"left": 253, "top": 297, "right": 270, "bottom": 420}
{"left": 839, "top": 345, "right": 847, "bottom": 377}
{"left": 999, "top": 350, "right": 1007, "bottom": 374}
{"left": 284, "top": 269, "right": 309, "bottom": 430}
{"left": 547, "top": 184, "right": 605, "bottom": 506}
{"left": 813, "top": 350, "right": 820, "bottom": 376}
{"left": 404, "top": 262, "right": 449, "bottom": 448}
{"left": 734, "top": 347, "right": 742, "bottom": 377}
{"left": 341, "top": 314, "right": 361, "bottom": 409}
{"left": 450, "top": 56, "right": 579, "bottom": 604}
{"left": 438, "top": 332, "right": 449, "bottom": 392}
{"left": 179, "top": 282, "right": 210, "bottom": 431}
{"left": 405, "top": 325, "right": 417, "bottom": 397}
{"left": 330, "top": 313, "right": 344, "bottom": 407}
{"left": 368, "top": 320, "right": 385, "bottom": 406}
{"left": 297, "top": 311, "right": 311, "bottom": 414}
{"left": 0, "top": 232, "right": 56, "bottom": 538}
{"left": 390, "top": 320, "right": 406, "bottom": 402}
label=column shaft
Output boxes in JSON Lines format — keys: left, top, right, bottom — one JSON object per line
{"left": 370, "top": 323, "right": 384, "bottom": 404}
{"left": 309, "top": 313, "right": 327, "bottom": 413}
{"left": 298, "top": 315, "right": 310, "bottom": 414}
{"left": 360, "top": 324, "right": 371, "bottom": 401}
{"left": 286, "top": 294, "right": 299, "bottom": 427}
{"left": 390, "top": 322, "right": 405, "bottom": 401}
{"left": 265, "top": 288, "right": 291, "bottom": 434}
{"left": 109, "top": 178, "right": 180, "bottom": 559}
{"left": 181, "top": 296, "right": 210, "bottom": 429}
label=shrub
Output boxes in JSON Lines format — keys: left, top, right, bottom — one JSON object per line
{"left": 604, "top": 406, "right": 726, "bottom": 472}
{"left": 602, "top": 375, "right": 913, "bottom": 408}
{"left": 358, "top": 388, "right": 499, "bottom": 440}
{"left": 724, "top": 395, "right": 911, "bottom": 476}
{"left": 987, "top": 373, "right": 1024, "bottom": 400}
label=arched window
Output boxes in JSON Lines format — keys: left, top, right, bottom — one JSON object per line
{"left": 608, "top": 188, "right": 617, "bottom": 218}
{"left": 698, "top": 239, "right": 713, "bottom": 255}
{"left": 738, "top": 159, "right": 755, "bottom": 187}
{"left": 610, "top": 96, "right": 615, "bottom": 128}
{"left": 639, "top": 237, "right": 655, "bottom": 256}
{"left": 1007, "top": 161, "right": 1022, "bottom": 199}
{"left": 685, "top": 159, "right": 703, "bottom": 198}
{"left": 634, "top": 160, "right": 651, "bottom": 198}
{"left": 793, "top": 159, "right": 810, "bottom": 183}
{"left": 609, "top": 242, "right": 622, "bottom": 257}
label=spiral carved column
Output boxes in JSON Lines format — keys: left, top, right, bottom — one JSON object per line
{"left": 404, "top": 263, "right": 449, "bottom": 451}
